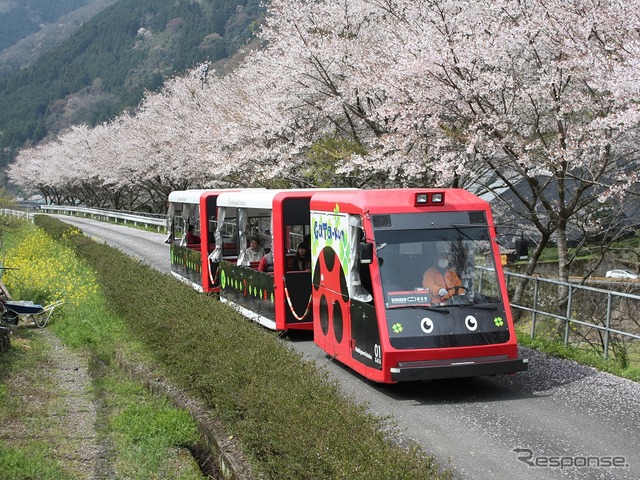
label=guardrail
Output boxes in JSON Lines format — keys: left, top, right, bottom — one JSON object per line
{"left": 505, "top": 271, "right": 640, "bottom": 359}
{"left": 39, "top": 205, "right": 167, "bottom": 233}
{"left": 0, "top": 208, "right": 35, "bottom": 222}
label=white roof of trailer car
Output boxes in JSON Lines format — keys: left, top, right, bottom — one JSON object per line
{"left": 216, "top": 188, "right": 357, "bottom": 210}
{"left": 168, "top": 190, "right": 208, "bottom": 204}
{"left": 216, "top": 189, "right": 287, "bottom": 209}
{"left": 168, "top": 188, "right": 267, "bottom": 205}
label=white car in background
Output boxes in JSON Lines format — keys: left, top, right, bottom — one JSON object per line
{"left": 605, "top": 269, "right": 639, "bottom": 279}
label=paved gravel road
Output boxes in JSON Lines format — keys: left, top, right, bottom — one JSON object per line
{"left": 53, "top": 214, "right": 640, "bottom": 480}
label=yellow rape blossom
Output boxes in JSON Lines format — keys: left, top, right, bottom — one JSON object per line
{"left": 2, "top": 226, "right": 99, "bottom": 307}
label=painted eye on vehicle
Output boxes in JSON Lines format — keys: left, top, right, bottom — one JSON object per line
{"left": 465, "top": 315, "right": 478, "bottom": 331}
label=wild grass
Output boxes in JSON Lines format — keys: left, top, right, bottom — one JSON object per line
{"left": 0, "top": 217, "right": 207, "bottom": 479}
{"left": 0, "top": 443, "right": 74, "bottom": 480}
{"left": 97, "top": 371, "right": 204, "bottom": 479}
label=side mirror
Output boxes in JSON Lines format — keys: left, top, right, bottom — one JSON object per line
{"left": 359, "top": 242, "right": 374, "bottom": 264}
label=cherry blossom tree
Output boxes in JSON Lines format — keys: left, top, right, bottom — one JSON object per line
{"left": 362, "top": 1, "right": 639, "bottom": 314}
{"left": 244, "top": 0, "right": 640, "bottom": 292}
{"left": 8, "top": 0, "right": 640, "bottom": 293}
{"left": 254, "top": 0, "right": 406, "bottom": 185}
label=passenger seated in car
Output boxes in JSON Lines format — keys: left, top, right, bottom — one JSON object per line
{"left": 244, "top": 237, "right": 265, "bottom": 263}
{"left": 291, "top": 242, "right": 311, "bottom": 271}
{"left": 258, "top": 250, "right": 274, "bottom": 272}
{"left": 186, "top": 224, "right": 200, "bottom": 244}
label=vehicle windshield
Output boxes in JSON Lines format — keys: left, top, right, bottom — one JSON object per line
{"left": 372, "top": 212, "right": 502, "bottom": 308}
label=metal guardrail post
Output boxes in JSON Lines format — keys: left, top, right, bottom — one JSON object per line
{"left": 530, "top": 279, "right": 539, "bottom": 340}
{"left": 564, "top": 285, "right": 573, "bottom": 346}
{"left": 0, "top": 208, "right": 34, "bottom": 222}
{"left": 604, "top": 292, "right": 613, "bottom": 359}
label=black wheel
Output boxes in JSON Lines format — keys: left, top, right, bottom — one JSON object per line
{"left": 3, "top": 310, "right": 19, "bottom": 326}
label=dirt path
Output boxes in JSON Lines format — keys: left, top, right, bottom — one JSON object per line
{"left": 1, "top": 326, "right": 244, "bottom": 479}
{"left": 0, "top": 328, "right": 112, "bottom": 479}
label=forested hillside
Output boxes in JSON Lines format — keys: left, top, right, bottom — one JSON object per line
{"left": 0, "top": 0, "right": 264, "bottom": 173}
{"left": 0, "top": 0, "right": 119, "bottom": 77}
{"left": 0, "top": 0, "right": 93, "bottom": 53}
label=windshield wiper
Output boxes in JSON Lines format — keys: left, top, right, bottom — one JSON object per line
{"left": 392, "top": 305, "right": 450, "bottom": 314}
{"left": 472, "top": 303, "right": 501, "bottom": 310}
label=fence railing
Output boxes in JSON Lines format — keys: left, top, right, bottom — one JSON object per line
{"left": 38, "top": 205, "right": 167, "bottom": 232}
{"left": 0, "top": 208, "right": 35, "bottom": 222}
{"left": 505, "top": 271, "right": 640, "bottom": 359}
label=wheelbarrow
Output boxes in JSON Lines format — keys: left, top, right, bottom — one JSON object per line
{"left": 1, "top": 298, "right": 64, "bottom": 328}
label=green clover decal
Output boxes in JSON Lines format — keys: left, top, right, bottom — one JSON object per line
{"left": 494, "top": 317, "right": 504, "bottom": 327}
{"left": 392, "top": 323, "right": 403, "bottom": 333}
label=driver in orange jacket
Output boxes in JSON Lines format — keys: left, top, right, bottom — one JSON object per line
{"left": 422, "top": 252, "right": 465, "bottom": 302}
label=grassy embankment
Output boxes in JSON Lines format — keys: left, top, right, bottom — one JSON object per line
{"left": 3, "top": 215, "right": 451, "bottom": 479}
{"left": 0, "top": 217, "right": 210, "bottom": 479}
